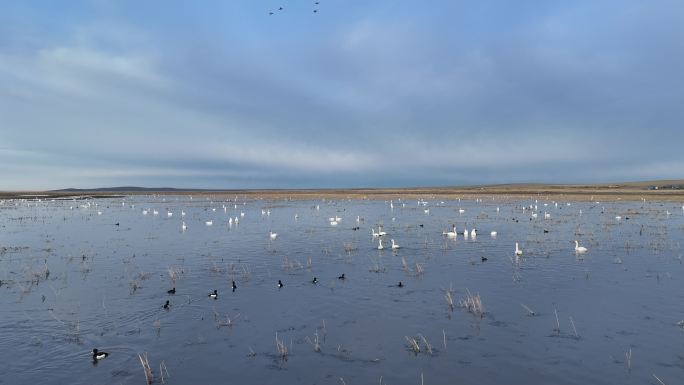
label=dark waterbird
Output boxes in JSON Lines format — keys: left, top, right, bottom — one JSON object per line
{"left": 312, "top": 277, "right": 318, "bottom": 284}
{"left": 92, "top": 348, "right": 108, "bottom": 361}
{"left": 209, "top": 289, "right": 218, "bottom": 299}
{"left": 232, "top": 280, "right": 237, "bottom": 291}
{"left": 338, "top": 273, "right": 346, "bottom": 280}
{"left": 167, "top": 287, "right": 176, "bottom": 294}
{"left": 277, "top": 280, "right": 283, "bottom": 288}
{"left": 163, "top": 300, "right": 170, "bottom": 309}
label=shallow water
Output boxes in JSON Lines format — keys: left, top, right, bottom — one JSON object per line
{"left": 1, "top": 195, "right": 683, "bottom": 385}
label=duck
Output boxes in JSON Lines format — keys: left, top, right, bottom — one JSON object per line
{"left": 338, "top": 273, "right": 346, "bottom": 280}
{"left": 397, "top": 281, "right": 404, "bottom": 288}
{"left": 277, "top": 280, "right": 283, "bottom": 289}
{"left": 208, "top": 289, "right": 218, "bottom": 299}
{"left": 574, "top": 240, "right": 588, "bottom": 253}
{"left": 481, "top": 256, "right": 488, "bottom": 262}
{"left": 312, "top": 277, "right": 318, "bottom": 284}
{"left": 391, "top": 239, "right": 400, "bottom": 249}
{"left": 92, "top": 348, "right": 108, "bottom": 361}
{"left": 163, "top": 300, "right": 170, "bottom": 309}
{"left": 231, "top": 280, "right": 237, "bottom": 291}
{"left": 167, "top": 287, "right": 176, "bottom": 294}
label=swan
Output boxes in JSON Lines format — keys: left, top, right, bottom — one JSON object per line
{"left": 490, "top": 231, "right": 497, "bottom": 237}
{"left": 574, "top": 240, "right": 588, "bottom": 253}
{"left": 459, "top": 208, "right": 465, "bottom": 214}
{"left": 181, "top": 210, "right": 186, "bottom": 217}
{"left": 330, "top": 220, "right": 338, "bottom": 226}
{"left": 470, "top": 229, "right": 476, "bottom": 238}
{"left": 391, "top": 239, "right": 400, "bottom": 249}
{"left": 378, "top": 226, "right": 387, "bottom": 236}
{"left": 205, "top": 220, "right": 213, "bottom": 226}
{"left": 371, "top": 228, "right": 380, "bottom": 238}
{"left": 515, "top": 242, "right": 523, "bottom": 256}
{"left": 181, "top": 221, "right": 187, "bottom": 231}
{"left": 544, "top": 212, "right": 551, "bottom": 219}
{"left": 167, "top": 212, "right": 173, "bottom": 217}
{"left": 463, "top": 227, "right": 469, "bottom": 239}
{"left": 378, "top": 239, "right": 384, "bottom": 250}
{"left": 443, "top": 225, "right": 457, "bottom": 237}
{"left": 269, "top": 231, "right": 278, "bottom": 240}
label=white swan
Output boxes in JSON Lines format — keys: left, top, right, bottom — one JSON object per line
{"left": 269, "top": 231, "right": 278, "bottom": 240}
{"left": 378, "top": 238, "right": 384, "bottom": 250}
{"left": 378, "top": 226, "right": 387, "bottom": 236}
{"left": 463, "top": 227, "right": 469, "bottom": 239}
{"left": 574, "top": 240, "right": 587, "bottom": 253}
{"left": 205, "top": 220, "right": 213, "bottom": 226}
{"left": 181, "top": 221, "right": 187, "bottom": 231}
{"left": 470, "top": 229, "right": 476, "bottom": 238}
{"left": 330, "top": 220, "right": 338, "bottom": 226}
{"left": 490, "top": 231, "right": 497, "bottom": 237}
{"left": 515, "top": 242, "right": 523, "bottom": 256}
{"left": 443, "top": 225, "right": 457, "bottom": 237}
{"left": 391, "top": 239, "right": 400, "bottom": 249}
{"left": 371, "top": 228, "right": 380, "bottom": 238}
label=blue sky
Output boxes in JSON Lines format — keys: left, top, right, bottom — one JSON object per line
{"left": 1, "top": 0, "right": 682, "bottom": 189}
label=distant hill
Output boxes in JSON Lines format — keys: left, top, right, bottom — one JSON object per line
{"left": 50, "top": 186, "right": 208, "bottom": 192}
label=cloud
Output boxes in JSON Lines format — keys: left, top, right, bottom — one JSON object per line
{"left": 1, "top": 1, "right": 683, "bottom": 189}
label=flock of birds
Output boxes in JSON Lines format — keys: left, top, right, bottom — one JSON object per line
{"left": 268, "top": 1, "right": 321, "bottom": 15}
{"left": 4, "top": 194, "right": 652, "bottom": 364}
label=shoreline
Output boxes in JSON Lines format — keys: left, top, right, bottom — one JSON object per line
{"left": 2, "top": 183, "right": 684, "bottom": 202}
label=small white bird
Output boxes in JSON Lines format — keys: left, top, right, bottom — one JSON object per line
{"left": 515, "top": 242, "right": 523, "bottom": 256}
{"left": 378, "top": 239, "right": 384, "bottom": 250}
{"left": 574, "top": 240, "right": 588, "bottom": 253}
{"left": 459, "top": 208, "right": 465, "bottom": 214}
{"left": 269, "top": 231, "right": 278, "bottom": 240}
{"left": 391, "top": 239, "right": 400, "bottom": 249}
{"left": 205, "top": 220, "right": 213, "bottom": 226}
{"left": 490, "top": 231, "right": 497, "bottom": 237}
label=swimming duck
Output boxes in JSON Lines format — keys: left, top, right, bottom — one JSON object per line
{"left": 92, "top": 348, "right": 108, "bottom": 360}
{"left": 397, "top": 281, "right": 404, "bottom": 287}
{"left": 312, "top": 277, "right": 318, "bottom": 284}
{"left": 338, "top": 273, "right": 345, "bottom": 280}
{"left": 163, "top": 300, "right": 170, "bottom": 309}
{"left": 167, "top": 287, "right": 176, "bottom": 294}
{"left": 277, "top": 280, "right": 283, "bottom": 288}
{"left": 231, "top": 281, "right": 237, "bottom": 291}
{"left": 481, "top": 256, "right": 488, "bottom": 262}
{"left": 209, "top": 289, "right": 218, "bottom": 299}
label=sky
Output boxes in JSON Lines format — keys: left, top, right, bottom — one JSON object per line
{"left": 1, "top": 0, "right": 683, "bottom": 190}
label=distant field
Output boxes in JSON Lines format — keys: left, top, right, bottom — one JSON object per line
{"left": 2, "top": 180, "right": 683, "bottom": 201}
